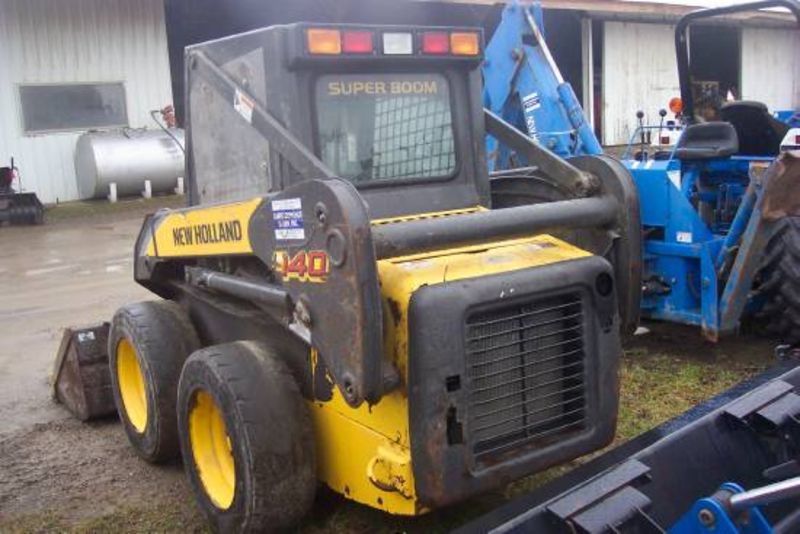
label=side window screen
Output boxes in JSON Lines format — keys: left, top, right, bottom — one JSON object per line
{"left": 315, "top": 73, "right": 456, "bottom": 184}
{"left": 19, "top": 83, "right": 128, "bottom": 134}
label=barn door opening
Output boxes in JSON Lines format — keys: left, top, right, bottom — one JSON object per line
{"left": 687, "top": 24, "right": 741, "bottom": 122}
{"left": 600, "top": 21, "right": 741, "bottom": 146}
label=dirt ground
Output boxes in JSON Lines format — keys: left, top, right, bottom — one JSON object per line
{"left": 0, "top": 198, "right": 779, "bottom": 533}
{"left": 0, "top": 198, "right": 200, "bottom": 531}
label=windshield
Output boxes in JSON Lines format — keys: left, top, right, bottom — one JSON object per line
{"left": 315, "top": 73, "right": 456, "bottom": 184}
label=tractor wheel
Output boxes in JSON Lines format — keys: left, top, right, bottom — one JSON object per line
{"left": 758, "top": 216, "right": 800, "bottom": 344}
{"left": 177, "top": 341, "right": 316, "bottom": 532}
{"left": 490, "top": 169, "right": 571, "bottom": 208}
{"left": 109, "top": 300, "right": 200, "bottom": 463}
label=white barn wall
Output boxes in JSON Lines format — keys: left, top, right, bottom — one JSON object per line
{"left": 741, "top": 27, "right": 800, "bottom": 111}
{"left": 602, "top": 21, "right": 680, "bottom": 145}
{"left": 0, "top": 0, "right": 173, "bottom": 203}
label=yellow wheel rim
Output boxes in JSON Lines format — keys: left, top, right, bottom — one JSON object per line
{"left": 189, "top": 390, "right": 236, "bottom": 510}
{"left": 116, "top": 338, "right": 148, "bottom": 433}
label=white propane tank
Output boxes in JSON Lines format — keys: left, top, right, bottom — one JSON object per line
{"left": 74, "top": 128, "right": 185, "bottom": 200}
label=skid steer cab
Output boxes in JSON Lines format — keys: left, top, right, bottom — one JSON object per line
{"left": 108, "top": 22, "right": 639, "bottom": 530}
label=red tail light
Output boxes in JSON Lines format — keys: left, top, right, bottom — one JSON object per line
{"left": 422, "top": 32, "right": 449, "bottom": 54}
{"left": 342, "top": 31, "right": 373, "bottom": 54}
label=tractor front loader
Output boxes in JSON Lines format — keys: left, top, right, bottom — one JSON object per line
{"left": 484, "top": 0, "right": 800, "bottom": 343}
{"left": 59, "top": 22, "right": 640, "bottom": 530}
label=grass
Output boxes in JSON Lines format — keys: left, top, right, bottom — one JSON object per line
{"left": 42, "top": 195, "right": 184, "bottom": 223}
{"left": 0, "top": 512, "right": 65, "bottom": 534}
{"left": 71, "top": 504, "right": 209, "bottom": 534}
{"left": 617, "top": 346, "right": 766, "bottom": 439}
{"left": 2, "top": 503, "right": 209, "bottom": 534}
{"left": 0, "top": 326, "right": 775, "bottom": 533}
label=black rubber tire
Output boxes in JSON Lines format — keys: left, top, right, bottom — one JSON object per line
{"left": 490, "top": 169, "right": 572, "bottom": 208}
{"left": 758, "top": 216, "right": 800, "bottom": 344}
{"left": 108, "top": 300, "right": 200, "bottom": 463}
{"left": 177, "top": 341, "right": 316, "bottom": 532}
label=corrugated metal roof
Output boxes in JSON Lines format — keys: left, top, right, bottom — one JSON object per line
{"left": 441, "top": 0, "right": 797, "bottom": 27}
{"left": 0, "top": 0, "right": 173, "bottom": 203}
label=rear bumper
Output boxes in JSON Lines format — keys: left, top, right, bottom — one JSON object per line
{"left": 407, "top": 255, "right": 621, "bottom": 507}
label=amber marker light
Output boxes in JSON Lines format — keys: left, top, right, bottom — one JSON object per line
{"left": 307, "top": 28, "right": 341, "bottom": 55}
{"left": 450, "top": 32, "right": 480, "bottom": 56}
{"left": 669, "top": 97, "right": 684, "bottom": 115}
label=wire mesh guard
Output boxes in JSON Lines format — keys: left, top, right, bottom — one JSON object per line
{"left": 372, "top": 94, "right": 455, "bottom": 180}
{"left": 466, "top": 293, "right": 587, "bottom": 461}
{"left": 315, "top": 74, "right": 456, "bottom": 183}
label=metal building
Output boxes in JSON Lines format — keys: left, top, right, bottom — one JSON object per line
{"left": 0, "top": 0, "right": 798, "bottom": 203}
{"left": 576, "top": 0, "right": 800, "bottom": 145}
{"left": 0, "top": 0, "right": 172, "bottom": 203}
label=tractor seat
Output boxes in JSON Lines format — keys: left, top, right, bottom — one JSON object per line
{"left": 721, "top": 100, "right": 790, "bottom": 157}
{"left": 675, "top": 122, "right": 739, "bottom": 161}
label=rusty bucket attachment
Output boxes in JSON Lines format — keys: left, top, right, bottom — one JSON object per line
{"left": 52, "top": 323, "right": 117, "bottom": 421}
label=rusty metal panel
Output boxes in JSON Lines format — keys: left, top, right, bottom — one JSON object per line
{"left": 245, "top": 179, "right": 385, "bottom": 407}
{"left": 52, "top": 323, "right": 116, "bottom": 421}
{"left": 763, "top": 151, "right": 800, "bottom": 221}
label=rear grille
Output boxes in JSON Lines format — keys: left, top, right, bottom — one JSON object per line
{"left": 466, "top": 293, "right": 587, "bottom": 461}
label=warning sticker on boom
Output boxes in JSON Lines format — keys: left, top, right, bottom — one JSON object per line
{"left": 522, "top": 92, "right": 541, "bottom": 112}
{"left": 522, "top": 92, "right": 540, "bottom": 140}
{"left": 272, "top": 198, "right": 305, "bottom": 241}
{"left": 233, "top": 89, "right": 254, "bottom": 123}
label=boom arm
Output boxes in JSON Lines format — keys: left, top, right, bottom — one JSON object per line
{"left": 483, "top": 1, "right": 602, "bottom": 171}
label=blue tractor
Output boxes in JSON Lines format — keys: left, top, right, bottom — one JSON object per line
{"left": 484, "top": 0, "right": 800, "bottom": 342}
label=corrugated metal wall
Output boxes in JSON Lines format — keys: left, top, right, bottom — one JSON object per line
{"left": 0, "top": 0, "right": 173, "bottom": 203}
{"left": 602, "top": 21, "right": 680, "bottom": 146}
{"left": 741, "top": 27, "right": 800, "bottom": 111}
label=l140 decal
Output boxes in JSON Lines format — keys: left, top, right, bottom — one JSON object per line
{"left": 275, "top": 250, "right": 329, "bottom": 283}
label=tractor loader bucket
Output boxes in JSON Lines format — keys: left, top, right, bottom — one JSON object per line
{"left": 52, "top": 323, "right": 116, "bottom": 421}
{"left": 457, "top": 359, "right": 800, "bottom": 533}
